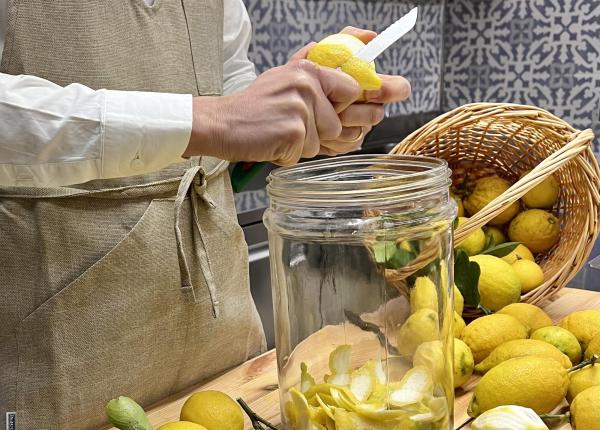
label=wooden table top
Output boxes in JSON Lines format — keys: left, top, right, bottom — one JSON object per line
{"left": 109, "top": 288, "right": 600, "bottom": 430}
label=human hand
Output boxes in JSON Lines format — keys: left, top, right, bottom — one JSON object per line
{"left": 185, "top": 59, "right": 361, "bottom": 165}
{"left": 291, "top": 26, "right": 412, "bottom": 156}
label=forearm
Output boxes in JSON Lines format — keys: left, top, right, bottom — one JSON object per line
{"left": 0, "top": 73, "right": 192, "bottom": 187}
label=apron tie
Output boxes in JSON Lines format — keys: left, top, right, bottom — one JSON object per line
{"left": 174, "top": 165, "right": 220, "bottom": 318}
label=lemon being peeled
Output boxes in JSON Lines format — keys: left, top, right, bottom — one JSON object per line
{"left": 307, "top": 34, "right": 383, "bottom": 90}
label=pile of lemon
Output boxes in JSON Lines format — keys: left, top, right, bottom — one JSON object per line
{"left": 453, "top": 172, "right": 562, "bottom": 311}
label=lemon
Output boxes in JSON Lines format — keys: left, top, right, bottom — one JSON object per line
{"left": 568, "top": 363, "right": 600, "bottom": 402}
{"left": 395, "top": 308, "right": 439, "bottom": 356}
{"left": 454, "top": 217, "right": 487, "bottom": 256}
{"left": 520, "top": 171, "right": 560, "bottom": 209}
{"left": 307, "top": 34, "right": 382, "bottom": 90}
{"left": 530, "top": 326, "right": 582, "bottom": 364}
{"left": 570, "top": 386, "right": 600, "bottom": 429}
{"left": 454, "top": 285, "right": 464, "bottom": 316}
{"left": 451, "top": 192, "right": 465, "bottom": 218}
{"left": 454, "top": 338, "right": 474, "bottom": 388}
{"left": 454, "top": 312, "right": 466, "bottom": 338}
{"left": 469, "top": 255, "right": 522, "bottom": 311}
{"left": 474, "top": 339, "right": 572, "bottom": 374}
{"left": 463, "top": 176, "right": 521, "bottom": 225}
{"left": 157, "top": 423, "right": 207, "bottom": 430}
{"left": 471, "top": 405, "right": 549, "bottom": 430}
{"left": 409, "top": 276, "right": 437, "bottom": 313}
{"left": 413, "top": 340, "right": 445, "bottom": 383}
{"left": 497, "top": 303, "right": 552, "bottom": 333}
{"left": 511, "top": 260, "right": 545, "bottom": 293}
{"left": 585, "top": 333, "right": 600, "bottom": 360}
{"left": 468, "top": 356, "right": 569, "bottom": 416}
{"left": 501, "top": 244, "right": 535, "bottom": 264}
{"left": 508, "top": 209, "right": 560, "bottom": 253}
{"left": 483, "top": 226, "right": 507, "bottom": 245}
{"left": 180, "top": 391, "right": 243, "bottom": 430}
{"left": 558, "top": 309, "right": 600, "bottom": 351}
{"left": 460, "top": 314, "right": 528, "bottom": 363}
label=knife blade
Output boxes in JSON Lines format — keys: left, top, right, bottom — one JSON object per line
{"left": 354, "top": 7, "right": 419, "bottom": 63}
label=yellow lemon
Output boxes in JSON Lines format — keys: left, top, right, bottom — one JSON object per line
{"left": 520, "top": 171, "right": 560, "bottom": 209}
{"left": 454, "top": 312, "right": 466, "bottom": 338}
{"left": 585, "top": 333, "right": 600, "bottom": 360}
{"left": 510, "top": 259, "right": 545, "bottom": 293}
{"left": 501, "top": 244, "right": 535, "bottom": 264}
{"left": 455, "top": 217, "right": 486, "bottom": 256}
{"left": 454, "top": 338, "right": 474, "bottom": 388}
{"left": 469, "top": 255, "right": 522, "bottom": 312}
{"left": 307, "top": 34, "right": 382, "bottom": 90}
{"left": 451, "top": 192, "right": 465, "bottom": 217}
{"left": 497, "top": 303, "right": 552, "bottom": 333}
{"left": 463, "top": 176, "right": 521, "bottom": 225}
{"left": 180, "top": 391, "right": 244, "bottom": 430}
{"left": 570, "top": 386, "right": 600, "bottom": 429}
{"left": 483, "top": 226, "right": 507, "bottom": 245}
{"left": 460, "top": 314, "right": 528, "bottom": 363}
{"left": 409, "top": 276, "right": 438, "bottom": 313}
{"left": 454, "top": 284, "right": 465, "bottom": 316}
{"left": 468, "top": 356, "right": 569, "bottom": 416}
{"left": 395, "top": 308, "right": 439, "bottom": 356}
{"left": 157, "top": 423, "right": 207, "bottom": 430}
{"left": 558, "top": 309, "right": 600, "bottom": 351}
{"left": 568, "top": 363, "right": 600, "bottom": 402}
{"left": 530, "top": 326, "right": 582, "bottom": 364}
{"left": 474, "top": 339, "right": 572, "bottom": 374}
{"left": 508, "top": 209, "right": 560, "bottom": 253}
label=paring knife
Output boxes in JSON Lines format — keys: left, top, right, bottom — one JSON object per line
{"left": 231, "top": 7, "right": 419, "bottom": 193}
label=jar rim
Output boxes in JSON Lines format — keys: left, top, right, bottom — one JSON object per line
{"left": 267, "top": 154, "right": 451, "bottom": 209}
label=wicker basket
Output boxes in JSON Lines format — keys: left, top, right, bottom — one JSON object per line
{"left": 389, "top": 103, "right": 600, "bottom": 313}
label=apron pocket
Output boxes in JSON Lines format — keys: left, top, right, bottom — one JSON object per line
{"left": 14, "top": 199, "right": 192, "bottom": 430}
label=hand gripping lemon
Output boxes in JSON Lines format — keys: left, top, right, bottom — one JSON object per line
{"left": 307, "top": 34, "right": 383, "bottom": 91}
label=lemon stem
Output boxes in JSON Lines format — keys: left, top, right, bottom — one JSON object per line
{"left": 568, "top": 354, "right": 598, "bottom": 373}
{"left": 236, "top": 398, "right": 278, "bottom": 430}
{"left": 477, "top": 304, "right": 493, "bottom": 315}
{"left": 539, "top": 412, "right": 570, "bottom": 421}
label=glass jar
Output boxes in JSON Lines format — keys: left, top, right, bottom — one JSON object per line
{"left": 264, "top": 155, "right": 457, "bottom": 430}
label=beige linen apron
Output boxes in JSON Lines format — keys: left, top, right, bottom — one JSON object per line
{"left": 0, "top": 1, "right": 266, "bottom": 429}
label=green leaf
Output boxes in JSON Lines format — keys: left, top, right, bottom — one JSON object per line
{"left": 373, "top": 241, "right": 397, "bottom": 264}
{"left": 387, "top": 247, "right": 416, "bottom": 269}
{"left": 483, "top": 231, "right": 496, "bottom": 251}
{"left": 454, "top": 250, "right": 481, "bottom": 307}
{"left": 481, "top": 242, "right": 520, "bottom": 258}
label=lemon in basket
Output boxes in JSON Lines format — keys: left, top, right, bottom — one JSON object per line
{"left": 508, "top": 209, "right": 560, "bottom": 253}
{"left": 307, "top": 34, "right": 382, "bottom": 90}
{"left": 520, "top": 171, "right": 560, "bottom": 209}
{"left": 469, "top": 255, "right": 522, "bottom": 312}
{"left": 463, "top": 176, "right": 521, "bottom": 225}
{"left": 501, "top": 244, "right": 535, "bottom": 264}
{"left": 511, "top": 259, "right": 545, "bottom": 293}
{"left": 455, "top": 217, "right": 486, "bottom": 256}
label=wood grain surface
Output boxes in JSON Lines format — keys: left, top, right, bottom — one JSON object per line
{"left": 106, "top": 288, "right": 600, "bottom": 430}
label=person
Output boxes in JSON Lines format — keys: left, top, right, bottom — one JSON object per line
{"left": 0, "top": 0, "right": 411, "bottom": 428}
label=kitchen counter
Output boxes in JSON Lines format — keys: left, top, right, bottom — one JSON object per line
{"left": 108, "top": 288, "right": 600, "bottom": 430}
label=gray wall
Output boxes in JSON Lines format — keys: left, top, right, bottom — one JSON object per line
{"left": 241, "top": 0, "right": 600, "bottom": 151}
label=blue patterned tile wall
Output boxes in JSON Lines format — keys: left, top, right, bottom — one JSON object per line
{"left": 242, "top": 0, "right": 444, "bottom": 115}
{"left": 444, "top": 0, "right": 600, "bottom": 151}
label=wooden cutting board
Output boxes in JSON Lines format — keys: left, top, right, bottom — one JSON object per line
{"left": 107, "top": 288, "right": 600, "bottom": 430}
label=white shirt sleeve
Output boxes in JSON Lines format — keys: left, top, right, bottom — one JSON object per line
{"left": 0, "top": 0, "right": 255, "bottom": 187}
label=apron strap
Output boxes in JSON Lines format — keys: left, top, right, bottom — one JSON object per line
{"left": 174, "top": 165, "right": 220, "bottom": 318}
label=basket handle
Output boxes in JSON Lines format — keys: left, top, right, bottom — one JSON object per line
{"left": 455, "top": 129, "right": 596, "bottom": 244}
